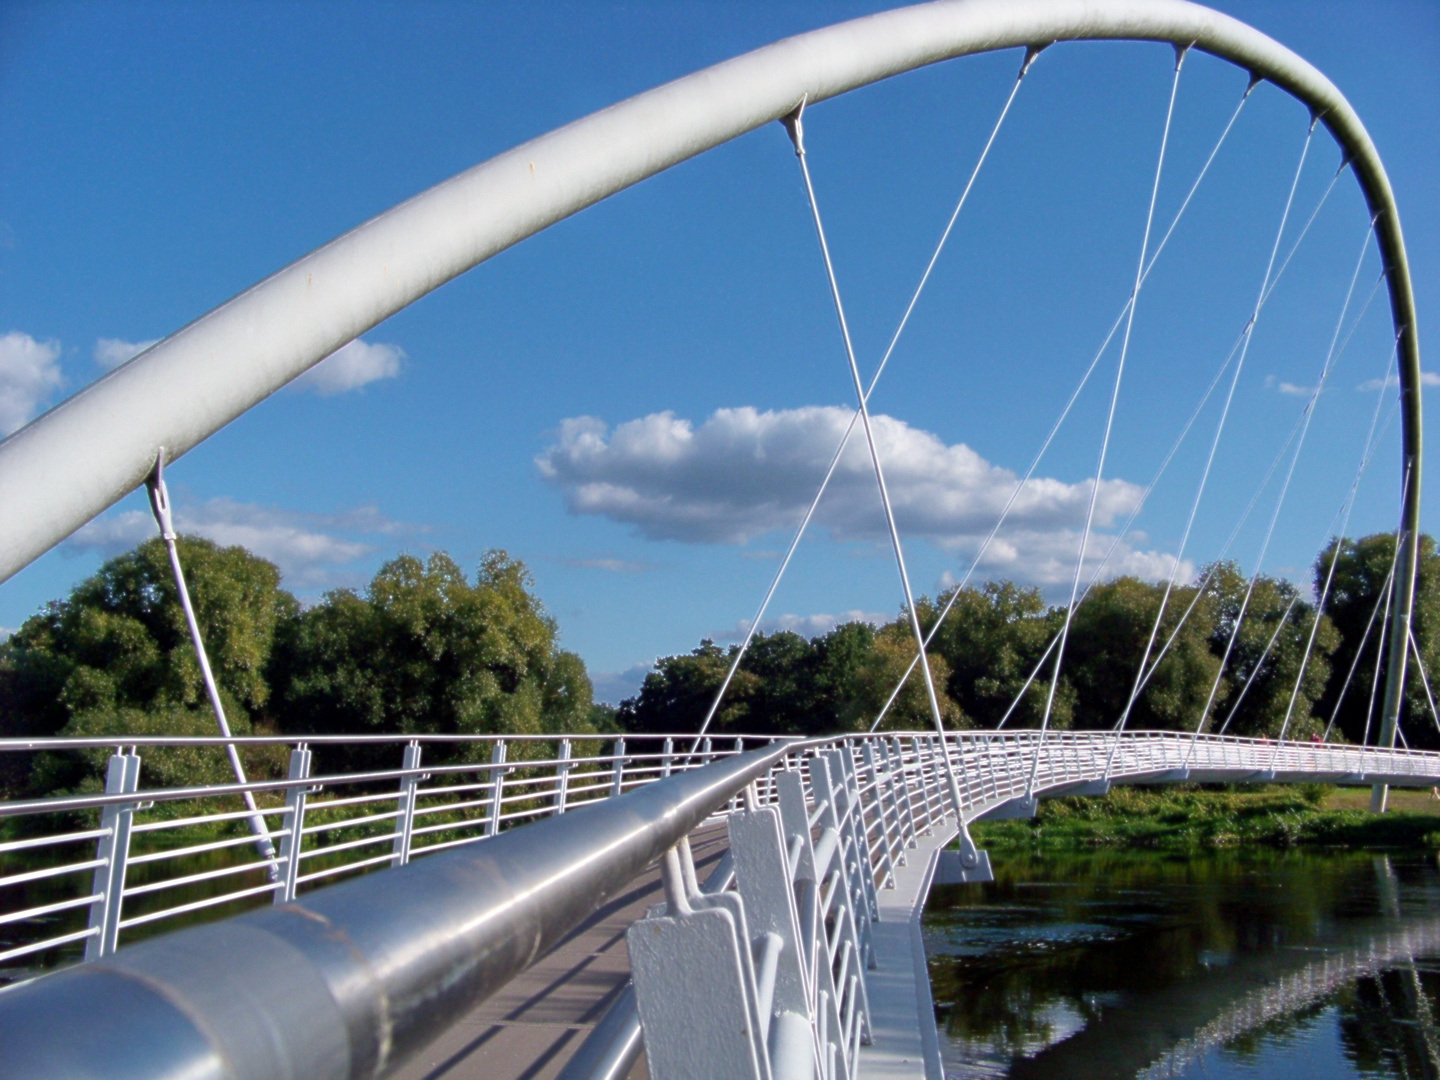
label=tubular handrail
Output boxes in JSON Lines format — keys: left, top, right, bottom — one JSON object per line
{"left": 0, "top": 742, "right": 793, "bottom": 1080}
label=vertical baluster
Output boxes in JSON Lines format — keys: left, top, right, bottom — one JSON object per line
{"left": 275, "top": 744, "right": 312, "bottom": 904}
{"left": 661, "top": 737, "right": 674, "bottom": 778}
{"left": 486, "top": 740, "right": 508, "bottom": 838}
{"left": 392, "top": 741, "right": 423, "bottom": 867}
{"left": 86, "top": 750, "right": 141, "bottom": 960}
{"left": 610, "top": 737, "right": 626, "bottom": 798}
{"left": 554, "top": 739, "right": 572, "bottom": 814}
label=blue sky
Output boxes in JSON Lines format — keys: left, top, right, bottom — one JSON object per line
{"left": 1, "top": 1, "right": 1436, "bottom": 703}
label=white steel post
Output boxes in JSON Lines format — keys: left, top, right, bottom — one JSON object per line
{"left": 391, "top": 742, "right": 423, "bottom": 867}
{"left": 486, "top": 740, "right": 508, "bottom": 837}
{"left": 275, "top": 745, "right": 312, "bottom": 904}
{"left": 85, "top": 751, "right": 140, "bottom": 961}
{"left": 610, "top": 738, "right": 626, "bottom": 799}
{"left": 554, "top": 740, "right": 572, "bottom": 815}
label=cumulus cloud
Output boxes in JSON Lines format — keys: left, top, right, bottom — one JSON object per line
{"left": 67, "top": 497, "right": 420, "bottom": 588}
{"left": 1357, "top": 371, "right": 1440, "bottom": 393}
{"left": 0, "top": 331, "right": 63, "bottom": 435}
{"left": 536, "top": 405, "right": 1177, "bottom": 587}
{"left": 557, "top": 556, "right": 654, "bottom": 574}
{"left": 94, "top": 337, "right": 158, "bottom": 370}
{"left": 292, "top": 338, "right": 404, "bottom": 395}
{"left": 1264, "top": 375, "right": 1315, "bottom": 398}
{"left": 719, "top": 609, "right": 892, "bottom": 643}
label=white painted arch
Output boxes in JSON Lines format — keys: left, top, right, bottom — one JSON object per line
{"left": 0, "top": 0, "right": 1422, "bottom": 751}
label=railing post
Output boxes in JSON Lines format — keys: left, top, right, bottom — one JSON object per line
{"left": 882, "top": 737, "right": 917, "bottom": 848}
{"left": 610, "top": 737, "right": 626, "bottom": 798}
{"left": 392, "top": 741, "right": 423, "bottom": 867}
{"left": 858, "top": 743, "right": 892, "bottom": 887}
{"left": 486, "top": 740, "right": 508, "bottom": 837}
{"left": 661, "top": 737, "right": 674, "bottom": 778}
{"left": 275, "top": 744, "right": 312, "bottom": 904}
{"left": 85, "top": 750, "right": 140, "bottom": 961}
{"left": 554, "top": 739, "right": 572, "bottom": 815}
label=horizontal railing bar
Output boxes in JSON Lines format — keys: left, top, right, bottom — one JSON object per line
{"left": 0, "top": 858, "right": 107, "bottom": 890}
{"left": 0, "top": 828, "right": 110, "bottom": 854}
{"left": 126, "top": 828, "right": 293, "bottom": 867}
{"left": 123, "top": 856, "right": 278, "bottom": 898}
{"left": 117, "top": 880, "right": 281, "bottom": 930}
{"left": 0, "top": 925, "right": 98, "bottom": 965}
{"left": 0, "top": 893, "right": 103, "bottom": 929}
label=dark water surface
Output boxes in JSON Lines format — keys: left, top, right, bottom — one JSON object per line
{"left": 923, "top": 849, "right": 1440, "bottom": 1079}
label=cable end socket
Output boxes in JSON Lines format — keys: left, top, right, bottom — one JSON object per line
{"left": 780, "top": 98, "right": 806, "bottom": 157}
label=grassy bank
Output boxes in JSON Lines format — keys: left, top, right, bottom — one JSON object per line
{"left": 970, "top": 784, "right": 1440, "bottom": 851}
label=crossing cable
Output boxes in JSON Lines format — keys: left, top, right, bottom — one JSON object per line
{"left": 1275, "top": 260, "right": 1399, "bottom": 750}
{"left": 1363, "top": 530, "right": 1402, "bottom": 748}
{"left": 1180, "top": 118, "right": 1320, "bottom": 748}
{"left": 868, "top": 78, "right": 1257, "bottom": 733}
{"left": 1109, "top": 304, "right": 1390, "bottom": 753}
{"left": 1107, "top": 195, "right": 1376, "bottom": 776}
{"left": 689, "top": 49, "right": 1038, "bottom": 745}
{"left": 784, "top": 102, "right": 966, "bottom": 815}
{"left": 1408, "top": 627, "right": 1440, "bottom": 738}
{"left": 1322, "top": 551, "right": 1398, "bottom": 742}
{"left": 1026, "top": 47, "right": 1186, "bottom": 797}
{"left": 997, "top": 366, "right": 1328, "bottom": 733}
{"left": 146, "top": 454, "right": 280, "bottom": 882}
{"left": 1218, "top": 396, "right": 1398, "bottom": 743}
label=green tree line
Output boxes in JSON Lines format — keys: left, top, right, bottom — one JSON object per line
{"left": 1, "top": 532, "right": 1436, "bottom": 798}
{"left": 0, "top": 540, "right": 600, "bottom": 794}
{"left": 618, "top": 533, "right": 1440, "bottom": 747}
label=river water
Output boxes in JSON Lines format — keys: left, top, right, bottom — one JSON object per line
{"left": 923, "top": 849, "right": 1440, "bottom": 1079}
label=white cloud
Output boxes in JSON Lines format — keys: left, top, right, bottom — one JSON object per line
{"left": 0, "top": 331, "right": 63, "bottom": 435}
{"left": 94, "top": 337, "right": 158, "bottom": 370}
{"left": 66, "top": 497, "right": 419, "bottom": 588}
{"left": 536, "top": 405, "right": 1175, "bottom": 587}
{"left": 291, "top": 338, "right": 404, "bottom": 395}
{"left": 591, "top": 663, "right": 652, "bottom": 705}
{"left": 1357, "top": 371, "right": 1440, "bottom": 392}
{"left": 719, "top": 609, "right": 891, "bottom": 642}
{"left": 557, "top": 556, "right": 653, "bottom": 574}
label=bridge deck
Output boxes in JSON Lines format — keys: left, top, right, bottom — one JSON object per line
{"left": 390, "top": 828, "right": 729, "bottom": 1080}
{"left": 389, "top": 817, "right": 961, "bottom": 1080}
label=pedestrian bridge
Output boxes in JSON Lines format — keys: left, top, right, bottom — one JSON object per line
{"left": 0, "top": 0, "right": 1429, "bottom": 1076}
{"left": 2, "top": 730, "right": 1439, "bottom": 1080}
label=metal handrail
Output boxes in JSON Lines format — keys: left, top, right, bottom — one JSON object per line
{"left": 0, "top": 742, "right": 792, "bottom": 1080}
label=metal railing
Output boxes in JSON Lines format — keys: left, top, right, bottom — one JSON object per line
{"left": 2, "top": 729, "right": 1440, "bottom": 1079}
{"left": 2, "top": 729, "right": 1437, "bottom": 982}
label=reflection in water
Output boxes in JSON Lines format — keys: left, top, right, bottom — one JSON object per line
{"left": 923, "top": 850, "right": 1440, "bottom": 1079}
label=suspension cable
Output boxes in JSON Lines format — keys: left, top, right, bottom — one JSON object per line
{"left": 785, "top": 103, "right": 966, "bottom": 814}
{"left": 1026, "top": 48, "right": 1186, "bottom": 796}
{"left": 1181, "top": 119, "right": 1319, "bottom": 745}
{"left": 147, "top": 455, "right": 279, "bottom": 881}
{"left": 873, "top": 82, "right": 1266, "bottom": 733}
{"left": 1274, "top": 259, "right": 1397, "bottom": 748}
{"left": 690, "top": 51, "right": 1038, "bottom": 745}
{"left": 1217, "top": 395, "right": 1397, "bottom": 737}
{"left": 1408, "top": 627, "right": 1440, "bottom": 738}
{"left": 1322, "top": 553, "right": 1396, "bottom": 741}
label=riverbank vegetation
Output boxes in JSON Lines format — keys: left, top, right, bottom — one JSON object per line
{"left": 2, "top": 530, "right": 1437, "bottom": 801}
{"left": 971, "top": 784, "right": 1440, "bottom": 852}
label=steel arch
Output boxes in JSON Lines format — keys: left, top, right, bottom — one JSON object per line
{"left": 0, "top": 0, "right": 1422, "bottom": 761}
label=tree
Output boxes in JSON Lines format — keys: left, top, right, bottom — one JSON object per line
{"left": 0, "top": 537, "right": 295, "bottom": 793}
{"left": 1201, "top": 562, "right": 1337, "bottom": 739}
{"left": 923, "top": 582, "right": 1058, "bottom": 729}
{"left": 1316, "top": 533, "right": 1440, "bottom": 748}
{"left": 1061, "top": 576, "right": 1220, "bottom": 733}
{"left": 269, "top": 550, "right": 594, "bottom": 769}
